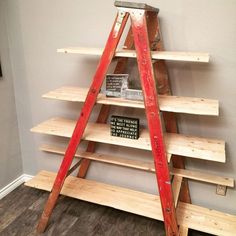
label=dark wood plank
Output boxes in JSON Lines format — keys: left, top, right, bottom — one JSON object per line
{"left": 0, "top": 185, "right": 212, "bottom": 236}
{"left": 0, "top": 185, "right": 44, "bottom": 231}
{"left": 0, "top": 209, "right": 40, "bottom": 236}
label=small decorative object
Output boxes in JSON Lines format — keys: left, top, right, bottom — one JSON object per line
{"left": 110, "top": 115, "right": 139, "bottom": 139}
{"left": 123, "top": 88, "right": 143, "bottom": 101}
{"left": 106, "top": 74, "right": 129, "bottom": 97}
{"left": 105, "top": 73, "right": 143, "bottom": 101}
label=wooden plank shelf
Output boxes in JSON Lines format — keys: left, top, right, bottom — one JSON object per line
{"left": 40, "top": 144, "right": 234, "bottom": 187}
{"left": 25, "top": 170, "right": 236, "bottom": 236}
{"left": 31, "top": 118, "right": 225, "bottom": 162}
{"left": 43, "top": 87, "right": 219, "bottom": 116}
{"left": 171, "top": 168, "right": 234, "bottom": 188}
{"left": 57, "top": 47, "right": 210, "bottom": 63}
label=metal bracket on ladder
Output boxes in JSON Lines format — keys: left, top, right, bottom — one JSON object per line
{"left": 36, "top": 2, "right": 180, "bottom": 235}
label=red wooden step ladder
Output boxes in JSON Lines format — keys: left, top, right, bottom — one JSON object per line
{"left": 37, "top": 2, "right": 181, "bottom": 235}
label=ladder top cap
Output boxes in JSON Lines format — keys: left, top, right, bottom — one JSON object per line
{"left": 115, "top": 1, "right": 159, "bottom": 12}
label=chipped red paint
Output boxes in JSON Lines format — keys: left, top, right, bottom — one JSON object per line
{"left": 130, "top": 9, "right": 179, "bottom": 235}
{"left": 37, "top": 5, "right": 179, "bottom": 236}
{"left": 37, "top": 11, "right": 129, "bottom": 233}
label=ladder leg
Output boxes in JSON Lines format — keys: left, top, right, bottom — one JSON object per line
{"left": 130, "top": 10, "right": 179, "bottom": 235}
{"left": 36, "top": 11, "right": 129, "bottom": 233}
{"left": 150, "top": 14, "right": 191, "bottom": 232}
{"left": 77, "top": 27, "right": 134, "bottom": 178}
{"left": 151, "top": 16, "right": 191, "bottom": 204}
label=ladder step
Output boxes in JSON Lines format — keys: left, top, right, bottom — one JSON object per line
{"left": 40, "top": 144, "right": 233, "bottom": 187}
{"left": 31, "top": 118, "right": 225, "bottom": 162}
{"left": 25, "top": 170, "right": 236, "bottom": 235}
{"left": 57, "top": 47, "right": 210, "bottom": 63}
{"left": 43, "top": 87, "right": 219, "bottom": 116}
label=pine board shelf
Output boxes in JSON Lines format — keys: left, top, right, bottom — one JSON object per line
{"left": 43, "top": 87, "right": 219, "bottom": 116}
{"left": 31, "top": 117, "right": 226, "bottom": 163}
{"left": 25, "top": 170, "right": 236, "bottom": 236}
{"left": 40, "top": 144, "right": 234, "bottom": 187}
{"left": 57, "top": 47, "right": 210, "bottom": 63}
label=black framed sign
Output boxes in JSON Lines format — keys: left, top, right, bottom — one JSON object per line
{"left": 110, "top": 115, "right": 139, "bottom": 139}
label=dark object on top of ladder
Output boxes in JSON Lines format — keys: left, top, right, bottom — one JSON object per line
{"left": 115, "top": 1, "right": 159, "bottom": 12}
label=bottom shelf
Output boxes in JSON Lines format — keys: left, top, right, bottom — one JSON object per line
{"left": 25, "top": 171, "right": 236, "bottom": 235}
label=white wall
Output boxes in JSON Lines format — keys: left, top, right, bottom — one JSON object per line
{"left": 4, "top": 0, "right": 236, "bottom": 214}
{"left": 0, "top": 1, "right": 23, "bottom": 189}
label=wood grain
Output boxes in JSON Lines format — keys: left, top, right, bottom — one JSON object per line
{"left": 1, "top": 185, "right": 213, "bottom": 236}
{"left": 0, "top": 185, "right": 44, "bottom": 231}
{"left": 31, "top": 117, "right": 226, "bottom": 162}
{"left": 40, "top": 143, "right": 234, "bottom": 187}
{"left": 179, "top": 225, "right": 189, "bottom": 236}
{"left": 1, "top": 185, "right": 169, "bottom": 235}
{"left": 43, "top": 87, "right": 219, "bottom": 116}
{"left": 25, "top": 171, "right": 236, "bottom": 236}
{"left": 57, "top": 47, "right": 210, "bottom": 63}
{"left": 172, "top": 176, "right": 183, "bottom": 206}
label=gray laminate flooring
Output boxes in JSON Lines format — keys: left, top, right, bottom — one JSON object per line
{"left": 0, "top": 185, "right": 212, "bottom": 236}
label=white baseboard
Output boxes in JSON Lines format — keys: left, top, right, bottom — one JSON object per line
{"left": 0, "top": 174, "right": 34, "bottom": 200}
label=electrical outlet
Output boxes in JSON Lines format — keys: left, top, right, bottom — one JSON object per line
{"left": 216, "top": 185, "right": 227, "bottom": 196}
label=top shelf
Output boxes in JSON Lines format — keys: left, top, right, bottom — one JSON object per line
{"left": 57, "top": 47, "right": 210, "bottom": 63}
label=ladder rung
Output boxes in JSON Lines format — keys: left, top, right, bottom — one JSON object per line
{"left": 25, "top": 170, "right": 236, "bottom": 235}
{"left": 40, "top": 144, "right": 233, "bottom": 187}
{"left": 43, "top": 87, "right": 219, "bottom": 116}
{"left": 57, "top": 47, "right": 210, "bottom": 63}
{"left": 31, "top": 118, "right": 225, "bottom": 162}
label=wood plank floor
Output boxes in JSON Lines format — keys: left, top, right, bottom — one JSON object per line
{"left": 0, "top": 185, "right": 212, "bottom": 236}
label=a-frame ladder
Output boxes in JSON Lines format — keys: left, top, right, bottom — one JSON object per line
{"left": 37, "top": 2, "right": 179, "bottom": 235}
{"left": 77, "top": 6, "right": 191, "bottom": 203}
